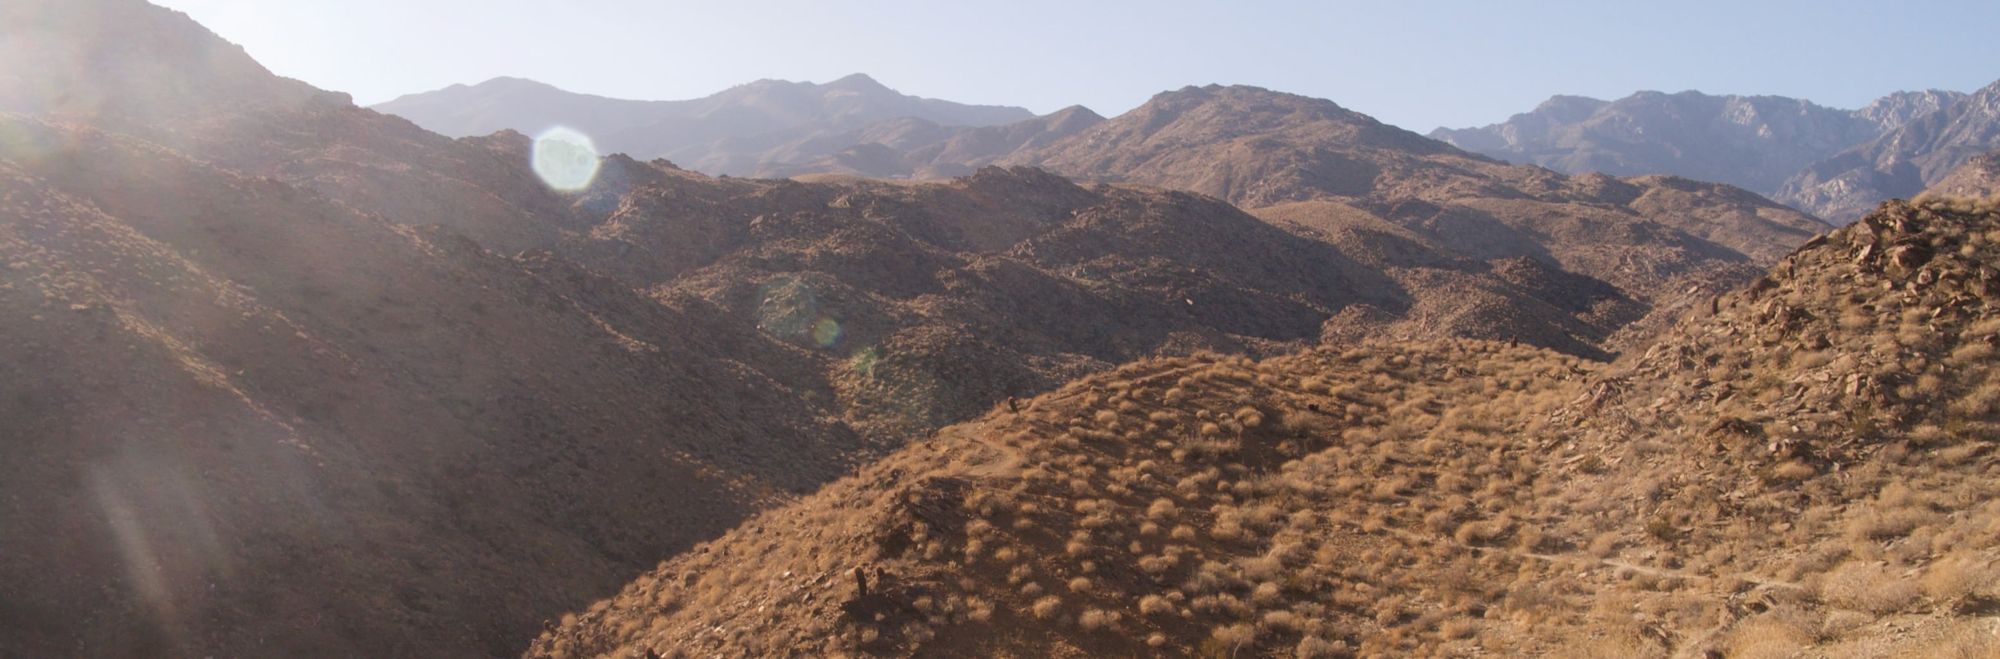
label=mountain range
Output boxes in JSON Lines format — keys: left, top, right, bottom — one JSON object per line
{"left": 6, "top": 0, "right": 1999, "bottom": 656}
{"left": 379, "top": 68, "right": 2000, "bottom": 228}
{"left": 372, "top": 74, "right": 1037, "bottom": 176}
{"left": 1433, "top": 85, "right": 2000, "bottom": 223}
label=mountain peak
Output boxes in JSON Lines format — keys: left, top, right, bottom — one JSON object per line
{"left": 1529, "top": 94, "right": 1610, "bottom": 122}
{"left": 824, "top": 73, "right": 892, "bottom": 93}
{"left": 1854, "top": 88, "right": 1969, "bottom": 132}
{"left": 1044, "top": 105, "right": 1104, "bottom": 123}
{"left": 471, "top": 76, "right": 562, "bottom": 91}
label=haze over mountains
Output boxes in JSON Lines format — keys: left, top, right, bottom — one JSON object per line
{"left": 372, "top": 75, "right": 1038, "bottom": 176}
{"left": 7, "top": 0, "right": 2000, "bottom": 657}
{"left": 382, "top": 72, "right": 2000, "bottom": 227}
{"left": 1434, "top": 84, "right": 2000, "bottom": 223}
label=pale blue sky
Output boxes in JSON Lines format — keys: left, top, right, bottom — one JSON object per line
{"left": 154, "top": 0, "right": 2000, "bottom": 132}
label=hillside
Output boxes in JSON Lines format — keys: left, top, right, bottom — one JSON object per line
{"left": 992, "top": 85, "right": 1829, "bottom": 303}
{"left": 533, "top": 196, "right": 2000, "bottom": 657}
{"left": 1430, "top": 90, "right": 1888, "bottom": 197}
{"left": 375, "top": 78, "right": 1832, "bottom": 294}
{"left": 0, "top": 0, "right": 333, "bottom": 119}
{"left": 0, "top": 112, "right": 882, "bottom": 657}
{"left": 372, "top": 74, "right": 1036, "bottom": 174}
{"left": 0, "top": 2, "right": 1906, "bottom": 656}
{"left": 1927, "top": 151, "right": 2000, "bottom": 201}
{"left": 1779, "top": 79, "right": 2000, "bottom": 223}
{"left": 752, "top": 106, "right": 1108, "bottom": 180}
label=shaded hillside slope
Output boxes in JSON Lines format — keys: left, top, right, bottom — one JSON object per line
{"left": 0, "top": 115, "right": 868, "bottom": 657}
{"left": 535, "top": 197, "right": 2000, "bottom": 657}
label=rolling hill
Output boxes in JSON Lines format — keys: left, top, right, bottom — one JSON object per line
{"left": 531, "top": 196, "right": 2000, "bottom": 658}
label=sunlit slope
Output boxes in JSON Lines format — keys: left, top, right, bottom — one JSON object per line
{"left": 536, "top": 198, "right": 2000, "bottom": 657}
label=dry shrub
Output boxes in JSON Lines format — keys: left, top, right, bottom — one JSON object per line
{"left": 1550, "top": 630, "right": 1663, "bottom": 659}
{"left": 1079, "top": 608, "right": 1111, "bottom": 631}
{"left": 1846, "top": 506, "right": 1941, "bottom": 542}
{"left": 1921, "top": 553, "right": 1997, "bottom": 603}
{"left": 1293, "top": 634, "right": 1346, "bottom": 658}
{"left": 1821, "top": 561, "right": 1920, "bottom": 614}
{"left": 1209, "top": 623, "right": 1258, "bottom": 653}
{"left": 1906, "top": 619, "right": 2000, "bottom": 658}
{"left": 1721, "top": 612, "right": 1815, "bottom": 659}
{"left": 1031, "top": 596, "right": 1062, "bottom": 620}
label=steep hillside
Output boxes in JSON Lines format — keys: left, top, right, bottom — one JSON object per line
{"left": 372, "top": 74, "right": 1035, "bottom": 174}
{"left": 0, "top": 0, "right": 334, "bottom": 123}
{"left": 535, "top": 198, "right": 2000, "bottom": 657}
{"left": 1431, "top": 90, "right": 1884, "bottom": 196}
{"left": 0, "top": 114, "right": 870, "bottom": 657}
{"left": 1780, "top": 79, "right": 2000, "bottom": 223}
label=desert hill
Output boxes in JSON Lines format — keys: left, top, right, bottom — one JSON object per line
{"left": 378, "top": 77, "right": 1833, "bottom": 289}
{"left": 0, "top": 0, "right": 332, "bottom": 123}
{"left": 0, "top": 112, "right": 878, "bottom": 657}
{"left": 0, "top": 1, "right": 1902, "bottom": 656}
{"left": 995, "top": 85, "right": 1828, "bottom": 302}
{"left": 532, "top": 196, "right": 2000, "bottom": 657}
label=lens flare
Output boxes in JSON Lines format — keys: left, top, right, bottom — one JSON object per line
{"left": 812, "top": 316, "right": 842, "bottom": 348}
{"left": 531, "top": 126, "right": 601, "bottom": 192}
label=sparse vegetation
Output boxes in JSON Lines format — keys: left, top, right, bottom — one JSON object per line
{"left": 525, "top": 198, "right": 2000, "bottom": 657}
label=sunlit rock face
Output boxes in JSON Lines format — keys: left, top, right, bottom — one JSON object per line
{"left": 532, "top": 126, "right": 601, "bottom": 191}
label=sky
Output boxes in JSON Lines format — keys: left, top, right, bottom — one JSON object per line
{"left": 153, "top": 0, "right": 2000, "bottom": 133}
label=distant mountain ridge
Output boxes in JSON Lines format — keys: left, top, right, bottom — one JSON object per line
{"left": 372, "top": 74, "right": 1037, "bottom": 174}
{"left": 1778, "top": 79, "right": 2000, "bottom": 223}
{"left": 1433, "top": 84, "right": 2000, "bottom": 224}
{"left": 1430, "top": 90, "right": 1883, "bottom": 196}
{"left": 1434, "top": 90, "right": 1976, "bottom": 189}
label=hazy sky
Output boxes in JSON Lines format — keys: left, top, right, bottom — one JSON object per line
{"left": 154, "top": 0, "right": 2000, "bottom": 132}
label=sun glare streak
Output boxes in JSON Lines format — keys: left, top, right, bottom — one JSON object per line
{"left": 89, "top": 466, "right": 183, "bottom": 641}
{"left": 531, "top": 126, "right": 601, "bottom": 192}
